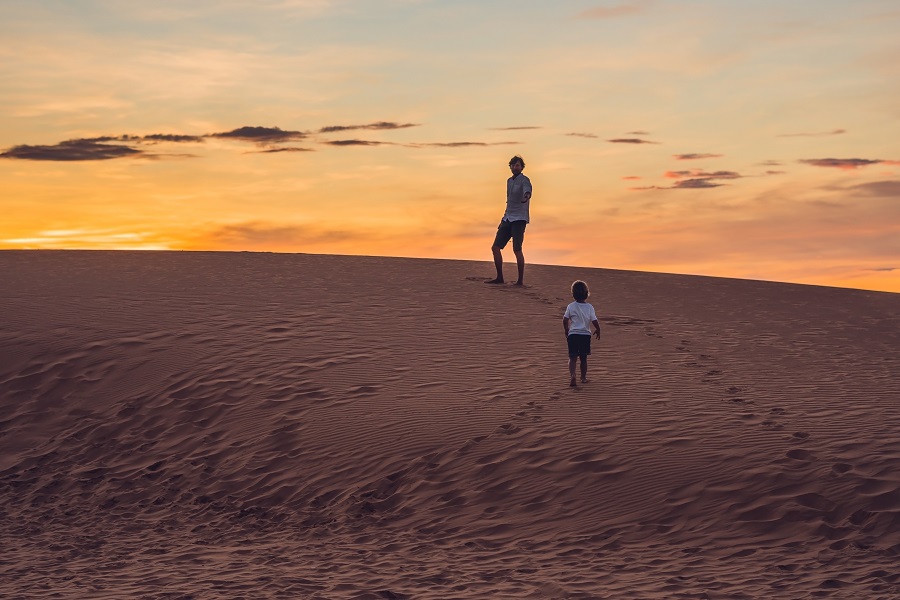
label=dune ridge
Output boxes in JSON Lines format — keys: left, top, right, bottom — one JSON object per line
{"left": 1, "top": 250, "right": 899, "bottom": 599}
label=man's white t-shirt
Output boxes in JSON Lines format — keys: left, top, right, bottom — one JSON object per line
{"left": 504, "top": 173, "right": 532, "bottom": 223}
{"left": 564, "top": 301, "right": 598, "bottom": 336}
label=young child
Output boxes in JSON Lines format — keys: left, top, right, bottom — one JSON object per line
{"left": 562, "top": 280, "right": 601, "bottom": 387}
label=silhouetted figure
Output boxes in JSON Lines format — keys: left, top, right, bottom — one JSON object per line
{"left": 563, "top": 280, "right": 602, "bottom": 387}
{"left": 486, "top": 155, "right": 532, "bottom": 286}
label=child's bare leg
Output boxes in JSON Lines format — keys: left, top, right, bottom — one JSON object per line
{"left": 580, "top": 356, "right": 588, "bottom": 383}
{"left": 568, "top": 357, "right": 577, "bottom": 386}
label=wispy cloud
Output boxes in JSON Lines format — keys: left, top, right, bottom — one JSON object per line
{"left": 566, "top": 132, "right": 599, "bottom": 138}
{"left": 798, "top": 158, "right": 898, "bottom": 170}
{"left": 206, "top": 222, "right": 356, "bottom": 246}
{"left": 410, "top": 141, "right": 519, "bottom": 148}
{"left": 671, "top": 179, "right": 724, "bottom": 189}
{"left": 489, "top": 126, "right": 542, "bottom": 131}
{"left": 577, "top": 1, "right": 654, "bottom": 19}
{"left": 845, "top": 180, "right": 900, "bottom": 197}
{"left": 318, "top": 121, "right": 419, "bottom": 133}
{"left": 634, "top": 169, "right": 742, "bottom": 190}
{"left": 674, "top": 153, "right": 723, "bottom": 160}
{"left": 778, "top": 128, "right": 846, "bottom": 138}
{"left": 608, "top": 138, "right": 658, "bottom": 144}
{"left": 322, "top": 139, "right": 393, "bottom": 146}
{"left": 0, "top": 139, "right": 143, "bottom": 161}
{"left": 249, "top": 147, "right": 315, "bottom": 153}
{"left": 664, "top": 170, "right": 742, "bottom": 180}
{"left": 210, "top": 126, "right": 308, "bottom": 143}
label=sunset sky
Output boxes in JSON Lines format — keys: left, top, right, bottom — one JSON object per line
{"left": 2, "top": 0, "right": 898, "bottom": 292}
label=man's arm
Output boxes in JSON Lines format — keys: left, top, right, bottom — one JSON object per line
{"left": 592, "top": 319, "right": 601, "bottom": 340}
{"left": 563, "top": 316, "right": 570, "bottom": 336}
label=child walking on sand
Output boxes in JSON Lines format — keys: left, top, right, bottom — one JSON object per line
{"left": 563, "top": 280, "right": 601, "bottom": 387}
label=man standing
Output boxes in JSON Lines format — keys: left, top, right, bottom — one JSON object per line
{"left": 486, "top": 155, "right": 532, "bottom": 286}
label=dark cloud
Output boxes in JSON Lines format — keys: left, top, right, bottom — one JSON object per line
{"left": 665, "top": 170, "right": 742, "bottom": 180}
{"left": 489, "top": 126, "right": 542, "bottom": 131}
{"left": 318, "top": 121, "right": 419, "bottom": 133}
{"left": 250, "top": 147, "right": 315, "bottom": 153}
{"left": 778, "top": 128, "right": 846, "bottom": 138}
{"left": 759, "top": 160, "right": 783, "bottom": 166}
{"left": 210, "top": 126, "right": 308, "bottom": 143}
{"left": 608, "top": 138, "right": 658, "bottom": 144}
{"left": 871, "top": 267, "right": 897, "bottom": 272}
{"left": 638, "top": 169, "right": 741, "bottom": 190}
{"left": 765, "top": 170, "right": 786, "bottom": 175}
{"left": 142, "top": 134, "right": 204, "bottom": 143}
{"left": 324, "top": 139, "right": 393, "bottom": 146}
{"left": 672, "top": 178, "right": 724, "bottom": 189}
{"left": 566, "top": 132, "right": 599, "bottom": 138}
{"left": 627, "top": 130, "right": 650, "bottom": 135}
{"left": 674, "top": 153, "right": 723, "bottom": 160}
{"left": 799, "top": 158, "right": 886, "bottom": 170}
{"left": 0, "top": 139, "right": 143, "bottom": 161}
{"left": 577, "top": 1, "right": 652, "bottom": 19}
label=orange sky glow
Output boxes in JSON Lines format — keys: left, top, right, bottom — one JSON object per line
{"left": 1, "top": 1, "right": 898, "bottom": 292}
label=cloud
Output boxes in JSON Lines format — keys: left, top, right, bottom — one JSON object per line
{"left": 318, "top": 121, "right": 419, "bottom": 133}
{"left": 566, "top": 132, "right": 599, "bottom": 138}
{"left": 635, "top": 169, "right": 742, "bottom": 190}
{"left": 622, "top": 175, "right": 641, "bottom": 180}
{"left": 778, "top": 129, "right": 846, "bottom": 138}
{"left": 608, "top": 138, "right": 658, "bottom": 144}
{"left": 323, "top": 139, "right": 394, "bottom": 146}
{"left": 577, "top": 1, "right": 654, "bottom": 19}
{"left": 798, "top": 158, "right": 891, "bottom": 170}
{"left": 209, "top": 126, "right": 308, "bottom": 143}
{"left": 410, "top": 141, "right": 519, "bottom": 148}
{"left": 674, "top": 153, "right": 723, "bottom": 160}
{"left": 249, "top": 147, "right": 315, "bottom": 153}
{"left": 489, "top": 126, "right": 542, "bottom": 131}
{"left": 759, "top": 160, "right": 783, "bottom": 166}
{"left": 627, "top": 130, "right": 650, "bottom": 135}
{"left": 664, "top": 170, "right": 742, "bottom": 180}
{"left": 844, "top": 180, "right": 900, "bottom": 197}
{"left": 141, "top": 134, "right": 205, "bottom": 143}
{"left": 0, "top": 139, "right": 143, "bottom": 161}
{"left": 672, "top": 179, "right": 724, "bottom": 189}
{"left": 203, "top": 222, "right": 359, "bottom": 247}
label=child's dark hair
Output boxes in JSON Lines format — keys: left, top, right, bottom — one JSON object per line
{"left": 571, "top": 280, "right": 590, "bottom": 301}
{"left": 509, "top": 155, "right": 525, "bottom": 168}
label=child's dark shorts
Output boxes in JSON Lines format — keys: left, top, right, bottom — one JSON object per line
{"left": 493, "top": 219, "right": 527, "bottom": 252}
{"left": 567, "top": 334, "right": 592, "bottom": 358}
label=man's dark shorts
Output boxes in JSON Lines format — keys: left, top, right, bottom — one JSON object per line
{"left": 567, "top": 334, "right": 592, "bottom": 358}
{"left": 493, "top": 219, "right": 527, "bottom": 252}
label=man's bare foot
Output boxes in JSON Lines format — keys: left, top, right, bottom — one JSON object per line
{"left": 570, "top": 378, "right": 577, "bottom": 387}
{"left": 581, "top": 377, "right": 588, "bottom": 384}
{"left": 514, "top": 281, "right": 524, "bottom": 287}
{"left": 485, "top": 278, "right": 504, "bottom": 284}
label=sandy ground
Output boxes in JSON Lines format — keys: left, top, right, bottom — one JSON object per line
{"left": 1, "top": 250, "right": 899, "bottom": 599}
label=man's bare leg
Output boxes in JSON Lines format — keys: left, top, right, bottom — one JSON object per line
{"left": 580, "top": 357, "right": 588, "bottom": 383}
{"left": 513, "top": 249, "right": 525, "bottom": 286}
{"left": 569, "top": 356, "right": 577, "bottom": 387}
{"left": 486, "top": 246, "right": 504, "bottom": 284}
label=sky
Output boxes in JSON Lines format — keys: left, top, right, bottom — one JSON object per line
{"left": 1, "top": 0, "right": 898, "bottom": 292}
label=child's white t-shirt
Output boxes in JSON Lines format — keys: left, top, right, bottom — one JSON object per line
{"left": 564, "top": 301, "right": 598, "bottom": 336}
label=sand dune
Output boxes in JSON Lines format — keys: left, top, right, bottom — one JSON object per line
{"left": 1, "top": 250, "right": 899, "bottom": 599}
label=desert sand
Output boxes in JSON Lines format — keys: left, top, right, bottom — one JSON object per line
{"left": 1, "top": 250, "right": 899, "bottom": 599}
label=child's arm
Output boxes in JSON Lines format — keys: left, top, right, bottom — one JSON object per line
{"left": 563, "top": 316, "right": 570, "bottom": 336}
{"left": 592, "top": 319, "right": 601, "bottom": 340}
